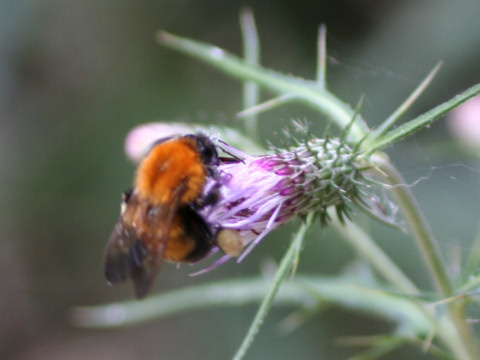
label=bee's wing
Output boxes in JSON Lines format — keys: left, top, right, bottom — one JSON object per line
{"left": 129, "top": 202, "right": 182, "bottom": 299}
{"left": 103, "top": 184, "right": 187, "bottom": 299}
{"left": 103, "top": 218, "right": 142, "bottom": 286}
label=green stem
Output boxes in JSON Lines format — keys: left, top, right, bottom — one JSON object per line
{"left": 370, "top": 153, "right": 451, "bottom": 296}
{"left": 449, "top": 301, "right": 480, "bottom": 360}
{"left": 232, "top": 213, "right": 315, "bottom": 360}
{"left": 332, "top": 209, "right": 419, "bottom": 295}
{"left": 370, "top": 153, "right": 479, "bottom": 359}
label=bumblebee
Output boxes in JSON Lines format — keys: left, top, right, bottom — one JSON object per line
{"left": 103, "top": 134, "right": 221, "bottom": 298}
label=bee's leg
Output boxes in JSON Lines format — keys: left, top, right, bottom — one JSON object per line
{"left": 197, "top": 171, "right": 231, "bottom": 208}
{"left": 200, "top": 185, "right": 220, "bottom": 207}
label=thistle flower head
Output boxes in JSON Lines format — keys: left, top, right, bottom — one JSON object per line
{"left": 124, "top": 123, "right": 395, "bottom": 271}
{"left": 203, "top": 136, "right": 368, "bottom": 261}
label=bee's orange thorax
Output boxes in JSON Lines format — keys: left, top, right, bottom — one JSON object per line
{"left": 135, "top": 138, "right": 207, "bottom": 205}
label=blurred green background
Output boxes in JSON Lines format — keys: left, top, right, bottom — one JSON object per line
{"left": 2, "top": 1, "right": 480, "bottom": 359}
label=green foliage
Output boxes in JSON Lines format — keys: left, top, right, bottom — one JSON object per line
{"left": 76, "top": 13, "right": 480, "bottom": 360}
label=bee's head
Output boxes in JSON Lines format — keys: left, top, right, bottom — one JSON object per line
{"left": 186, "top": 133, "right": 219, "bottom": 166}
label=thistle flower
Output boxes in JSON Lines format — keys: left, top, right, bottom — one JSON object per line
{"left": 124, "top": 123, "right": 386, "bottom": 271}
{"left": 203, "top": 137, "right": 369, "bottom": 261}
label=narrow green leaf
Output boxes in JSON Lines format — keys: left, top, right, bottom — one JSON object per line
{"left": 370, "top": 62, "right": 442, "bottom": 141}
{"left": 236, "top": 94, "right": 297, "bottom": 119}
{"left": 344, "top": 335, "right": 407, "bottom": 360}
{"left": 232, "top": 213, "right": 315, "bottom": 360}
{"left": 316, "top": 24, "right": 327, "bottom": 87}
{"left": 157, "top": 31, "right": 371, "bottom": 143}
{"left": 239, "top": 8, "right": 261, "bottom": 137}
{"left": 366, "top": 82, "right": 480, "bottom": 154}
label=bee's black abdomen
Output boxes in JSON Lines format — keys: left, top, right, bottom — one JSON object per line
{"left": 178, "top": 206, "right": 215, "bottom": 262}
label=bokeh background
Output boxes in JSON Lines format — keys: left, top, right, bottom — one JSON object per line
{"left": 2, "top": 1, "right": 480, "bottom": 359}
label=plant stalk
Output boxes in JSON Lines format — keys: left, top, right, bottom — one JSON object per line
{"left": 370, "top": 153, "right": 479, "bottom": 359}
